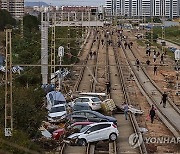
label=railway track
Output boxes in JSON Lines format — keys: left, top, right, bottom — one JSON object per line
{"left": 119, "top": 31, "right": 180, "bottom": 137}
{"left": 55, "top": 27, "right": 149, "bottom": 154}
{"left": 108, "top": 31, "right": 147, "bottom": 154}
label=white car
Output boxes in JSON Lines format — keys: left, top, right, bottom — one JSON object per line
{"left": 71, "top": 96, "right": 102, "bottom": 110}
{"left": 48, "top": 104, "right": 67, "bottom": 121}
{"left": 67, "top": 122, "right": 119, "bottom": 146}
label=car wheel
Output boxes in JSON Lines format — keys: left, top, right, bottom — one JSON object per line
{"left": 77, "top": 138, "right": 87, "bottom": 146}
{"left": 109, "top": 133, "right": 117, "bottom": 141}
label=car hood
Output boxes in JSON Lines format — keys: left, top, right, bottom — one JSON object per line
{"left": 68, "top": 133, "right": 82, "bottom": 139}
{"left": 105, "top": 116, "right": 117, "bottom": 122}
{"left": 48, "top": 111, "right": 67, "bottom": 118}
{"left": 53, "top": 128, "right": 64, "bottom": 133}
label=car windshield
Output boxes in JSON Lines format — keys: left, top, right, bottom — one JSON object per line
{"left": 89, "top": 111, "right": 104, "bottom": 117}
{"left": 50, "top": 106, "right": 65, "bottom": 113}
{"left": 80, "top": 125, "right": 91, "bottom": 133}
{"left": 54, "top": 101, "right": 66, "bottom": 105}
{"left": 74, "top": 104, "right": 90, "bottom": 111}
{"left": 92, "top": 97, "right": 100, "bottom": 102}
{"left": 74, "top": 98, "right": 81, "bottom": 103}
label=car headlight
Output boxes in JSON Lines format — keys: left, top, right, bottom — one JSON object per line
{"left": 72, "top": 135, "right": 79, "bottom": 139}
{"left": 60, "top": 114, "right": 66, "bottom": 120}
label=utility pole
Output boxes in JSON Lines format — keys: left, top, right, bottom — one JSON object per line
{"left": 41, "top": 12, "right": 49, "bottom": 85}
{"left": 161, "top": 0, "right": 166, "bottom": 54}
{"left": 21, "top": 17, "right": 23, "bottom": 38}
{"left": 150, "top": 0, "right": 154, "bottom": 47}
{"left": 50, "top": 13, "right": 56, "bottom": 84}
{"left": 151, "top": 16, "right": 153, "bottom": 47}
{"left": 5, "top": 29, "right": 13, "bottom": 137}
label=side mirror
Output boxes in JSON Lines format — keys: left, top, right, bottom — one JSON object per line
{"left": 86, "top": 130, "right": 91, "bottom": 134}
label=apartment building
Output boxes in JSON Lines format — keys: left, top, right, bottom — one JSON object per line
{"left": 1, "top": 0, "right": 24, "bottom": 19}
{"left": 105, "top": 0, "right": 180, "bottom": 18}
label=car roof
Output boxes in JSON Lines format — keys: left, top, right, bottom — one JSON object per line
{"left": 73, "top": 110, "right": 98, "bottom": 113}
{"left": 74, "top": 102, "right": 90, "bottom": 106}
{"left": 52, "top": 104, "right": 66, "bottom": 108}
{"left": 71, "top": 115, "right": 87, "bottom": 118}
{"left": 76, "top": 96, "right": 99, "bottom": 99}
{"left": 72, "top": 110, "right": 104, "bottom": 117}
{"left": 71, "top": 121, "right": 94, "bottom": 126}
{"left": 86, "top": 122, "right": 113, "bottom": 127}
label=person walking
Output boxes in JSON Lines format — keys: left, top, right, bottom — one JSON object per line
{"left": 154, "top": 65, "right": 158, "bottom": 75}
{"left": 160, "top": 92, "right": 168, "bottom": 108}
{"left": 123, "top": 102, "right": 129, "bottom": 120}
{"left": 146, "top": 59, "right": 151, "bottom": 65}
{"left": 124, "top": 42, "right": 127, "bottom": 49}
{"left": 149, "top": 105, "right": 156, "bottom": 123}
{"left": 153, "top": 50, "right": 156, "bottom": 55}
{"left": 128, "top": 43, "right": 131, "bottom": 49}
{"left": 89, "top": 51, "right": 93, "bottom": 59}
{"left": 101, "top": 39, "right": 104, "bottom": 45}
{"left": 130, "top": 42, "right": 133, "bottom": 47}
{"left": 160, "top": 54, "right": 164, "bottom": 64}
{"left": 106, "top": 81, "right": 111, "bottom": 94}
{"left": 153, "top": 54, "right": 157, "bottom": 62}
{"left": 148, "top": 49, "right": 151, "bottom": 56}
{"left": 136, "top": 59, "right": 140, "bottom": 71}
{"left": 156, "top": 51, "right": 160, "bottom": 57}
{"left": 93, "top": 51, "right": 96, "bottom": 59}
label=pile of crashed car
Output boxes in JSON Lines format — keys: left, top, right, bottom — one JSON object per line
{"left": 40, "top": 90, "right": 144, "bottom": 147}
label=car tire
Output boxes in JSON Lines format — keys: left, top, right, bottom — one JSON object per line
{"left": 109, "top": 133, "right": 117, "bottom": 141}
{"left": 77, "top": 138, "right": 87, "bottom": 146}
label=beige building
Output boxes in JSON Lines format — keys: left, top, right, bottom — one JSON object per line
{"left": 1, "top": 0, "right": 24, "bottom": 19}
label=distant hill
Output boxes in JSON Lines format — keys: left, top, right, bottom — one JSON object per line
{"left": 25, "top": 2, "right": 49, "bottom": 7}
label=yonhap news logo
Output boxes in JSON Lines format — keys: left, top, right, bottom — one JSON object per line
{"left": 129, "top": 133, "right": 180, "bottom": 148}
{"left": 129, "top": 133, "right": 143, "bottom": 148}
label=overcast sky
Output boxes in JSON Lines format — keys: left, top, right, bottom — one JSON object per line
{"left": 25, "top": 0, "right": 105, "bottom": 6}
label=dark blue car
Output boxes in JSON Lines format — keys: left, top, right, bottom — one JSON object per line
{"left": 65, "top": 110, "right": 117, "bottom": 125}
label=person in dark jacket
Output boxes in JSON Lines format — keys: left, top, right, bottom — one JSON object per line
{"left": 124, "top": 42, "right": 128, "bottom": 49}
{"left": 149, "top": 105, "right": 156, "bottom": 123}
{"left": 136, "top": 59, "right": 140, "bottom": 71}
{"left": 154, "top": 65, "right": 158, "bottom": 75}
{"left": 160, "top": 92, "right": 168, "bottom": 108}
{"left": 105, "top": 81, "right": 111, "bottom": 94}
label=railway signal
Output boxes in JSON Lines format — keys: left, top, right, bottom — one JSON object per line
{"left": 58, "top": 46, "right": 64, "bottom": 90}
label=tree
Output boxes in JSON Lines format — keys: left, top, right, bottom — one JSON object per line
{"left": 23, "top": 15, "right": 40, "bottom": 32}
{"left": 12, "top": 87, "right": 47, "bottom": 138}
{"left": 0, "top": 9, "right": 16, "bottom": 30}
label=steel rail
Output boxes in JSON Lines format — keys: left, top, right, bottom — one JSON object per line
{"left": 73, "top": 31, "right": 96, "bottom": 92}
{"left": 109, "top": 141, "right": 117, "bottom": 154}
{"left": 91, "top": 32, "right": 101, "bottom": 92}
{"left": 86, "top": 143, "right": 95, "bottom": 154}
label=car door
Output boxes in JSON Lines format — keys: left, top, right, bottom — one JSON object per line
{"left": 84, "top": 112, "right": 100, "bottom": 122}
{"left": 97, "top": 124, "right": 111, "bottom": 140}
{"left": 85, "top": 125, "right": 101, "bottom": 142}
